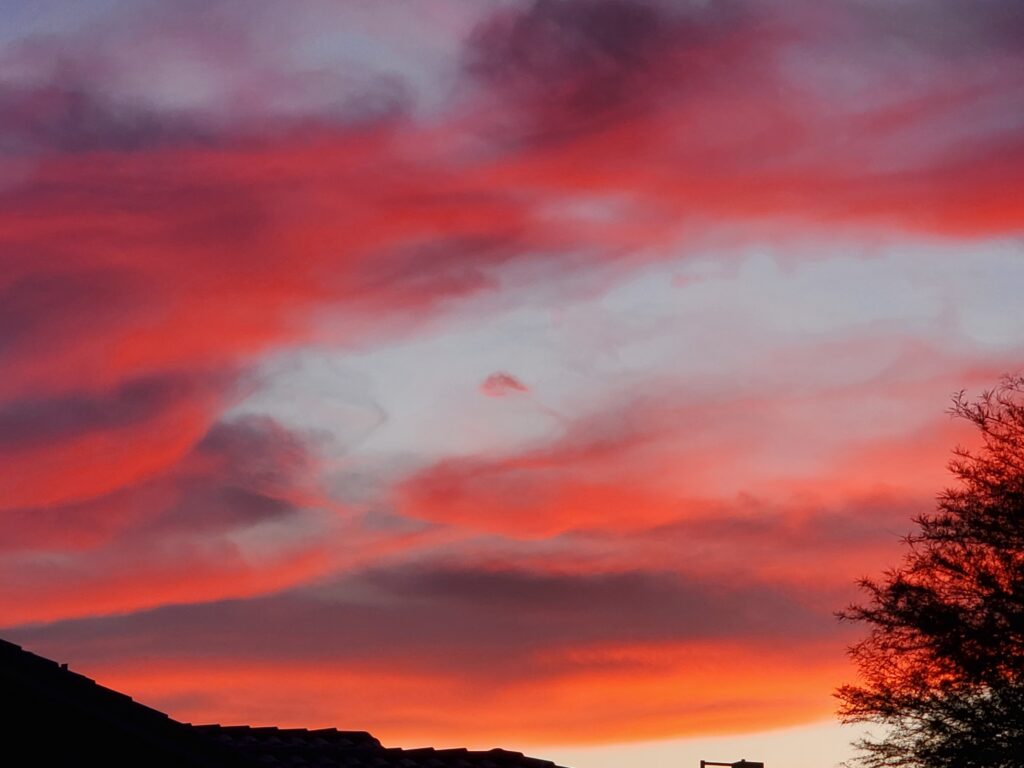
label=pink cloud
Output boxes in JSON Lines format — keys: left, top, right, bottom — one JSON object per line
{"left": 480, "top": 371, "right": 529, "bottom": 397}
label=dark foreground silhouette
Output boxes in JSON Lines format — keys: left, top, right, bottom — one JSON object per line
{"left": 0, "top": 638, "right": 567, "bottom": 768}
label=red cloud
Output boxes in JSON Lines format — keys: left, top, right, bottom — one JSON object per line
{"left": 0, "top": 416, "right": 336, "bottom": 625}
{"left": 0, "top": 371, "right": 233, "bottom": 511}
{"left": 73, "top": 640, "right": 846, "bottom": 746}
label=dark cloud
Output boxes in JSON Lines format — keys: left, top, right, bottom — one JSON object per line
{"left": 138, "top": 416, "right": 315, "bottom": 535}
{"left": 0, "top": 371, "right": 226, "bottom": 453}
{"left": 0, "top": 76, "right": 214, "bottom": 155}
{"left": 149, "top": 482, "right": 296, "bottom": 534}
{"left": 3, "top": 562, "right": 833, "bottom": 680}
{"left": 637, "top": 493, "right": 920, "bottom": 551}
{"left": 193, "top": 417, "right": 312, "bottom": 494}
{"left": 462, "top": 0, "right": 764, "bottom": 140}
{"left": 847, "top": 0, "right": 1024, "bottom": 57}
{"left": 365, "top": 565, "right": 823, "bottom": 637}
{"left": 0, "top": 268, "right": 144, "bottom": 364}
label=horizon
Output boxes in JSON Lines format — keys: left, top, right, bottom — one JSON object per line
{"left": 2, "top": 1, "right": 1022, "bottom": 766}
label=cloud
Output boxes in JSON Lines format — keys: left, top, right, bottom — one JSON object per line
{"left": 0, "top": 415, "right": 335, "bottom": 625}
{"left": 0, "top": 75, "right": 213, "bottom": 155}
{"left": 552, "top": 491, "right": 928, "bottom": 594}
{"left": 6, "top": 563, "right": 833, "bottom": 661}
{"left": 5, "top": 416, "right": 293, "bottom": 547}
{"left": 394, "top": 395, "right": 672, "bottom": 537}
{"left": 480, "top": 371, "right": 529, "bottom": 397}
{"left": 0, "top": 0, "right": 421, "bottom": 143}
{"left": 0, "top": 372, "right": 221, "bottom": 452}
{"left": 462, "top": 0, "right": 770, "bottom": 142}
{"left": 845, "top": 0, "right": 1024, "bottom": 58}
{"left": 0, "top": 370, "right": 233, "bottom": 511}
{"left": 2, "top": 560, "right": 845, "bottom": 742}
{"left": 0, "top": 268, "right": 148, "bottom": 392}
{"left": 460, "top": 0, "right": 1024, "bottom": 235}
{"left": 396, "top": 340, "right": 1009, "bottom": 541}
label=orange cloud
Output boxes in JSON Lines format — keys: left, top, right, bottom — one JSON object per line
{"left": 52, "top": 639, "right": 846, "bottom": 747}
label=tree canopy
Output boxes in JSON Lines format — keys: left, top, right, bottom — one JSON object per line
{"left": 836, "top": 374, "right": 1024, "bottom": 768}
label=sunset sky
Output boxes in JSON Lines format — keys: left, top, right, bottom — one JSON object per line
{"left": 2, "top": 1, "right": 1023, "bottom": 766}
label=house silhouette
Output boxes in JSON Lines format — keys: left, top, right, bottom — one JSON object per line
{"left": 0, "top": 638, "right": 567, "bottom": 767}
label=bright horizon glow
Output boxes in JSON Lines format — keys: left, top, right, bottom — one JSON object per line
{"left": 544, "top": 720, "right": 867, "bottom": 768}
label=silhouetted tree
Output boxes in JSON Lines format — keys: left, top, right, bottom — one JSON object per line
{"left": 836, "top": 374, "right": 1024, "bottom": 768}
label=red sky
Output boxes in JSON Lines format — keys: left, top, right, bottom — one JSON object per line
{"left": 2, "top": 1, "right": 1023, "bottom": 765}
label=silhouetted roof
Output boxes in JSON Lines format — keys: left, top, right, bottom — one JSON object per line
{"left": 194, "top": 724, "right": 565, "bottom": 767}
{"left": 0, "top": 638, "right": 568, "bottom": 768}
{"left": 0, "top": 637, "right": 246, "bottom": 767}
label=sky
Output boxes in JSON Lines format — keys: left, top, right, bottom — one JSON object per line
{"left": 1, "top": 1, "right": 1023, "bottom": 766}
